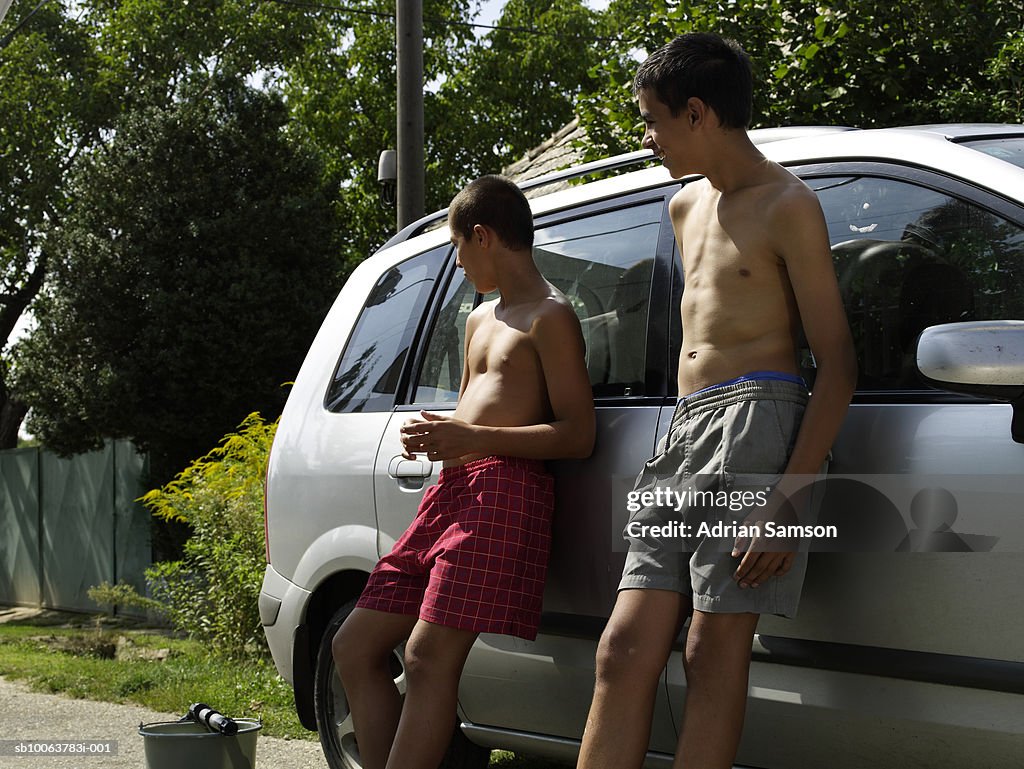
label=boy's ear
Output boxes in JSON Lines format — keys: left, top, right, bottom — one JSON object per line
{"left": 472, "top": 223, "right": 491, "bottom": 248}
{"left": 686, "top": 97, "right": 708, "bottom": 127}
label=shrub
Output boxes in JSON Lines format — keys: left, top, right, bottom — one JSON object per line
{"left": 93, "top": 413, "right": 276, "bottom": 658}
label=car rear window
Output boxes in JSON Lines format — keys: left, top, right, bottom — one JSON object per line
{"left": 325, "top": 245, "right": 447, "bottom": 412}
{"left": 961, "top": 137, "right": 1024, "bottom": 170}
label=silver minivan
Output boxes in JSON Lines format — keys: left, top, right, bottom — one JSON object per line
{"left": 260, "top": 124, "right": 1024, "bottom": 769}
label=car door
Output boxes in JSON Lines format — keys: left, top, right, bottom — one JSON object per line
{"left": 719, "top": 163, "right": 1024, "bottom": 768}
{"left": 372, "top": 192, "right": 682, "bottom": 752}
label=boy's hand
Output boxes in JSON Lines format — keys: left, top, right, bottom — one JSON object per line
{"left": 730, "top": 488, "right": 800, "bottom": 589}
{"left": 400, "top": 411, "right": 478, "bottom": 461}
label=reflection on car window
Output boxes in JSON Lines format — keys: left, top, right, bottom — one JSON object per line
{"left": 961, "top": 137, "right": 1024, "bottom": 171}
{"left": 810, "top": 176, "right": 1024, "bottom": 391}
{"left": 413, "top": 202, "right": 663, "bottom": 403}
{"left": 535, "top": 202, "right": 661, "bottom": 396}
{"left": 413, "top": 274, "right": 476, "bottom": 404}
{"left": 326, "top": 246, "right": 447, "bottom": 412}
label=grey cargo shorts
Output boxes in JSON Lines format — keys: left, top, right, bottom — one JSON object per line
{"left": 619, "top": 378, "right": 812, "bottom": 618}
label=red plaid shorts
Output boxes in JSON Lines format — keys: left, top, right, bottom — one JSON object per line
{"left": 356, "top": 455, "right": 555, "bottom": 640}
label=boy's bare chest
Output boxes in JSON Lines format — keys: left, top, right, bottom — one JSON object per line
{"left": 678, "top": 194, "right": 782, "bottom": 287}
{"left": 467, "top": 318, "right": 539, "bottom": 375}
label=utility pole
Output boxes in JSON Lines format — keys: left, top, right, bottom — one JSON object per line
{"left": 396, "top": 0, "right": 425, "bottom": 230}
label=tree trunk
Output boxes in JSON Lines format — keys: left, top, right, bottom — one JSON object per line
{"left": 0, "top": 394, "right": 27, "bottom": 449}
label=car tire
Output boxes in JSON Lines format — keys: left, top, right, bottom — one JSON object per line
{"left": 313, "top": 599, "right": 491, "bottom": 769}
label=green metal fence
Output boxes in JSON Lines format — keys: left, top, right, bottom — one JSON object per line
{"left": 0, "top": 441, "right": 151, "bottom": 613}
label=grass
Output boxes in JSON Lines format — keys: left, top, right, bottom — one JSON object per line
{"left": 0, "top": 613, "right": 573, "bottom": 767}
{"left": 0, "top": 619, "right": 311, "bottom": 740}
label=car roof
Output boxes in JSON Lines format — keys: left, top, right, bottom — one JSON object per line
{"left": 377, "top": 124, "right": 1024, "bottom": 262}
{"left": 524, "top": 124, "right": 1024, "bottom": 219}
{"left": 890, "top": 124, "right": 1024, "bottom": 141}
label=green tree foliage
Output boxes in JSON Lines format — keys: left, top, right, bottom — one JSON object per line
{"left": 280, "top": 0, "right": 475, "bottom": 257}
{"left": 429, "top": 0, "right": 602, "bottom": 201}
{"left": 0, "top": 1, "right": 106, "bottom": 447}
{"left": 83, "top": 0, "right": 316, "bottom": 108}
{"left": 579, "top": 0, "right": 1024, "bottom": 159}
{"left": 281, "top": 0, "right": 604, "bottom": 257}
{"left": 14, "top": 79, "right": 341, "bottom": 481}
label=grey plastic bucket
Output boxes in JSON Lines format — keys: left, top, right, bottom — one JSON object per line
{"left": 138, "top": 718, "right": 261, "bottom": 769}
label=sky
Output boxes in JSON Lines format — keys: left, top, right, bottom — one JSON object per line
{"left": 477, "top": 0, "right": 612, "bottom": 28}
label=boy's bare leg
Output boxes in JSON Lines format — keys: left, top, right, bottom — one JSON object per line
{"left": 332, "top": 608, "right": 419, "bottom": 769}
{"left": 674, "top": 610, "right": 761, "bottom": 769}
{"left": 385, "top": 619, "right": 479, "bottom": 769}
{"left": 577, "top": 589, "right": 689, "bottom": 769}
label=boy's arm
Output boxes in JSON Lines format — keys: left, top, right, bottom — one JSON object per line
{"left": 733, "top": 185, "right": 857, "bottom": 586}
{"left": 775, "top": 187, "right": 857, "bottom": 478}
{"left": 405, "top": 301, "right": 595, "bottom": 461}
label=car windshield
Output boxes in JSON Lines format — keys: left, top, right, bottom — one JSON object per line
{"left": 961, "top": 136, "right": 1024, "bottom": 170}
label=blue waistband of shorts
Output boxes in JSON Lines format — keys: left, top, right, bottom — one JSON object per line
{"left": 682, "top": 371, "right": 806, "bottom": 400}
{"left": 674, "top": 372, "right": 808, "bottom": 418}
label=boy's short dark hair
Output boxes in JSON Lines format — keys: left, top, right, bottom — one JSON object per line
{"left": 633, "top": 32, "right": 753, "bottom": 129}
{"left": 448, "top": 175, "right": 534, "bottom": 252}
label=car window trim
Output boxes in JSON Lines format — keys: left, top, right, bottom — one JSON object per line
{"left": 393, "top": 245, "right": 459, "bottom": 410}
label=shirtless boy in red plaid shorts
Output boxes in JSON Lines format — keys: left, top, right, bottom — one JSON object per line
{"left": 332, "top": 175, "right": 596, "bottom": 769}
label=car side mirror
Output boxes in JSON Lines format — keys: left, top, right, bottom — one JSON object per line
{"left": 916, "top": 321, "right": 1024, "bottom": 443}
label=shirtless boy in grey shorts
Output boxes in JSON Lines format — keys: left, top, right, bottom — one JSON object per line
{"left": 577, "top": 33, "right": 857, "bottom": 769}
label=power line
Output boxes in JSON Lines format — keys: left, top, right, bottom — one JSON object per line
{"left": 264, "top": 0, "right": 628, "bottom": 44}
{"left": 0, "top": 0, "right": 54, "bottom": 51}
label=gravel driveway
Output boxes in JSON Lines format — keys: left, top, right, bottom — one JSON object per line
{"left": 0, "top": 675, "right": 328, "bottom": 768}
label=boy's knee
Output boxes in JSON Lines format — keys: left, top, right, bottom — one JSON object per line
{"left": 595, "top": 622, "right": 665, "bottom": 685}
{"left": 402, "top": 641, "right": 430, "bottom": 683}
{"left": 401, "top": 642, "right": 454, "bottom": 690}
{"left": 332, "top": 623, "right": 361, "bottom": 677}
{"left": 332, "top": 620, "right": 390, "bottom": 680}
{"left": 684, "top": 612, "right": 758, "bottom": 677}
{"left": 402, "top": 624, "right": 475, "bottom": 687}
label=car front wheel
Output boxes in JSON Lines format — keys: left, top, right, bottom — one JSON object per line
{"left": 313, "top": 599, "right": 491, "bottom": 769}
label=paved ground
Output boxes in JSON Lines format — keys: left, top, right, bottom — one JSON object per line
{"left": 0, "top": 676, "right": 329, "bottom": 769}
{"left": 0, "top": 607, "right": 328, "bottom": 769}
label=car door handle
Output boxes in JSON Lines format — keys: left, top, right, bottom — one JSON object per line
{"left": 388, "top": 456, "right": 434, "bottom": 491}
{"left": 388, "top": 456, "right": 433, "bottom": 477}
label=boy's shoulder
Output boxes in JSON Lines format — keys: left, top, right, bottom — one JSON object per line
{"left": 758, "top": 166, "right": 825, "bottom": 233}
{"left": 669, "top": 163, "right": 819, "bottom": 222}
{"left": 527, "top": 287, "right": 580, "bottom": 332}
{"left": 469, "top": 287, "right": 579, "bottom": 336}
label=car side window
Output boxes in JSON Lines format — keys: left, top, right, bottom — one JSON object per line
{"left": 809, "top": 175, "right": 1024, "bottom": 391}
{"left": 325, "top": 245, "right": 448, "bottom": 412}
{"left": 412, "top": 202, "right": 662, "bottom": 403}
{"left": 534, "top": 202, "right": 661, "bottom": 397}
{"left": 412, "top": 273, "right": 475, "bottom": 404}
